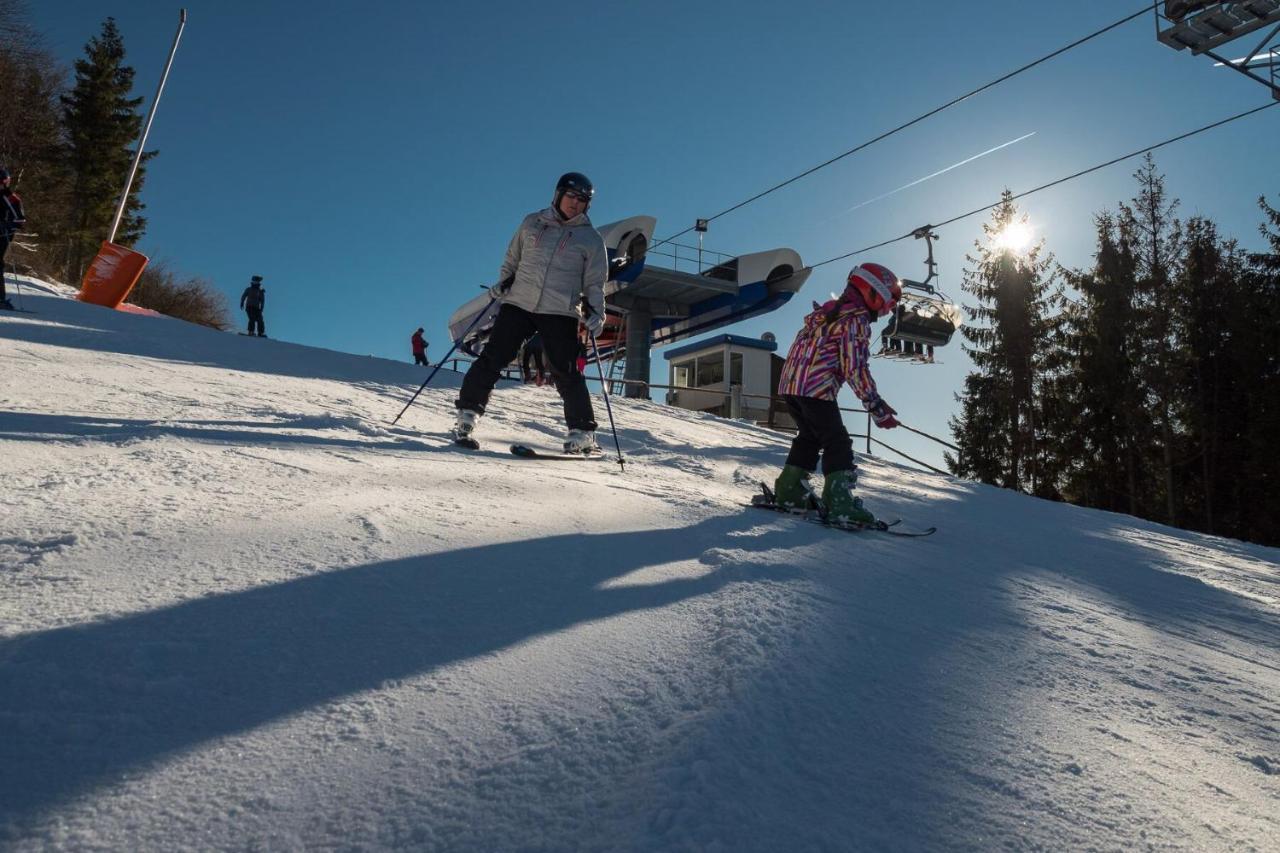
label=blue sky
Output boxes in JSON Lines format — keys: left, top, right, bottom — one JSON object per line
{"left": 30, "top": 1, "right": 1279, "bottom": 469}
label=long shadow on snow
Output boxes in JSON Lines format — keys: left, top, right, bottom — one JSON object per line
{"left": 0, "top": 515, "right": 800, "bottom": 826}
{"left": 619, "top": 497, "right": 1280, "bottom": 851}
{"left": 0, "top": 411, "right": 445, "bottom": 455}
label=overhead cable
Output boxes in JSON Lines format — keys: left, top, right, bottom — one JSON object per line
{"left": 806, "top": 100, "right": 1279, "bottom": 272}
{"left": 649, "top": 4, "right": 1154, "bottom": 252}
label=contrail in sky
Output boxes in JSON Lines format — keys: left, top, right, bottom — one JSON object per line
{"left": 842, "top": 131, "right": 1037, "bottom": 214}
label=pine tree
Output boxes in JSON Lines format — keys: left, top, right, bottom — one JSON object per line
{"left": 1056, "top": 213, "right": 1149, "bottom": 515}
{"left": 947, "top": 191, "right": 1061, "bottom": 493}
{"left": 58, "top": 17, "right": 154, "bottom": 281}
{"left": 1232, "top": 196, "right": 1280, "bottom": 544}
{"left": 1118, "top": 154, "right": 1185, "bottom": 526}
{"left": 0, "top": 0, "right": 70, "bottom": 279}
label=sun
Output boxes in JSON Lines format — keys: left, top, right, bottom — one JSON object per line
{"left": 993, "top": 221, "right": 1034, "bottom": 253}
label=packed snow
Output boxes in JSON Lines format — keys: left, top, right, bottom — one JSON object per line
{"left": 2, "top": 277, "right": 1278, "bottom": 852}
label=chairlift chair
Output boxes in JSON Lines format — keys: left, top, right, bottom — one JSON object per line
{"left": 878, "top": 227, "right": 963, "bottom": 364}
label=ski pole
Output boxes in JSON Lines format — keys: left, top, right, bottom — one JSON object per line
{"left": 4, "top": 260, "right": 21, "bottom": 311}
{"left": 588, "top": 331, "right": 625, "bottom": 473}
{"left": 390, "top": 293, "right": 497, "bottom": 426}
{"left": 12, "top": 263, "right": 23, "bottom": 312}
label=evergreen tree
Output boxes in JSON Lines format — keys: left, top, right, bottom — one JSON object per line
{"left": 58, "top": 17, "right": 154, "bottom": 280}
{"left": 1117, "top": 154, "right": 1185, "bottom": 525}
{"left": 947, "top": 191, "right": 1060, "bottom": 493}
{"left": 1232, "top": 196, "right": 1280, "bottom": 544}
{"left": 1175, "top": 217, "right": 1238, "bottom": 535}
{"left": 0, "top": 0, "right": 70, "bottom": 280}
{"left": 1056, "top": 214, "right": 1148, "bottom": 515}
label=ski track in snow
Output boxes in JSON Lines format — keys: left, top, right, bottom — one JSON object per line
{"left": 1, "top": 281, "right": 1278, "bottom": 852}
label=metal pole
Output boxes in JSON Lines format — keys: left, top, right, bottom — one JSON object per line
{"left": 589, "top": 332, "right": 625, "bottom": 472}
{"left": 108, "top": 9, "right": 187, "bottom": 244}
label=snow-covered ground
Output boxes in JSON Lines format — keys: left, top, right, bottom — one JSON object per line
{"left": 2, "top": 277, "right": 1278, "bottom": 852}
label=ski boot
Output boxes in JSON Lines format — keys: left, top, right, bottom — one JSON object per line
{"left": 563, "top": 429, "right": 601, "bottom": 455}
{"left": 773, "top": 464, "right": 814, "bottom": 512}
{"left": 822, "top": 468, "right": 876, "bottom": 526}
{"left": 451, "top": 409, "right": 479, "bottom": 446}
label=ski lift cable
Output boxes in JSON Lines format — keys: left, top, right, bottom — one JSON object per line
{"left": 646, "top": 4, "right": 1154, "bottom": 255}
{"left": 804, "top": 99, "right": 1279, "bottom": 273}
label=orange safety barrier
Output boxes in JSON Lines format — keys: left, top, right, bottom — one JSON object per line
{"left": 77, "top": 241, "right": 150, "bottom": 309}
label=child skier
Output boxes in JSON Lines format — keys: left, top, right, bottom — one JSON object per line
{"left": 772, "top": 262, "right": 903, "bottom": 525}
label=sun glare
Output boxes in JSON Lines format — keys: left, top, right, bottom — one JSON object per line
{"left": 993, "top": 221, "right": 1034, "bottom": 253}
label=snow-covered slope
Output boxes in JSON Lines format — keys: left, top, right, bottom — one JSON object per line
{"left": 2, "top": 279, "right": 1278, "bottom": 852}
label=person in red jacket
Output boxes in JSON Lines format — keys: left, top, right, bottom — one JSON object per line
{"left": 1, "top": 167, "right": 27, "bottom": 311}
{"left": 411, "top": 327, "right": 429, "bottom": 366}
{"left": 772, "top": 262, "right": 903, "bottom": 525}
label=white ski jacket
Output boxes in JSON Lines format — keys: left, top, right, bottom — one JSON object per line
{"left": 497, "top": 207, "right": 607, "bottom": 322}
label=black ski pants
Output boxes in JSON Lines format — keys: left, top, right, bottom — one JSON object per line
{"left": 458, "top": 303, "right": 597, "bottom": 431}
{"left": 784, "top": 394, "right": 854, "bottom": 475}
{"left": 246, "top": 307, "right": 265, "bottom": 336}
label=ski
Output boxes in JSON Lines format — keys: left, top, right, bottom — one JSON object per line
{"left": 746, "top": 502, "right": 936, "bottom": 536}
{"left": 510, "top": 444, "right": 606, "bottom": 461}
{"left": 451, "top": 435, "right": 480, "bottom": 450}
{"left": 747, "top": 483, "right": 935, "bottom": 537}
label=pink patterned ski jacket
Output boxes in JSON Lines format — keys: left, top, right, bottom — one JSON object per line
{"left": 777, "top": 299, "right": 882, "bottom": 405}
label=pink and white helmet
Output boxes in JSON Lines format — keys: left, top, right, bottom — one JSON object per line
{"left": 844, "top": 262, "right": 902, "bottom": 317}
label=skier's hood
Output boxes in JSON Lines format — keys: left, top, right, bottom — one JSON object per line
{"left": 539, "top": 206, "right": 591, "bottom": 228}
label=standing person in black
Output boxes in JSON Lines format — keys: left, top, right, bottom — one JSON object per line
{"left": 452, "top": 172, "right": 608, "bottom": 454}
{"left": 1, "top": 167, "right": 28, "bottom": 311}
{"left": 240, "top": 275, "right": 266, "bottom": 337}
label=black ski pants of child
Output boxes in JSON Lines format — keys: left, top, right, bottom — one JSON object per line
{"left": 458, "top": 303, "right": 597, "bottom": 431}
{"left": 784, "top": 394, "right": 854, "bottom": 475}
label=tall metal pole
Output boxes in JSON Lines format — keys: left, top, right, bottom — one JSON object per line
{"left": 108, "top": 9, "right": 188, "bottom": 244}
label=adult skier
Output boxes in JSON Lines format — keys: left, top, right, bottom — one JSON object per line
{"left": 1, "top": 167, "right": 27, "bottom": 310}
{"left": 240, "top": 275, "right": 266, "bottom": 337}
{"left": 771, "top": 262, "right": 903, "bottom": 525}
{"left": 453, "top": 171, "right": 608, "bottom": 454}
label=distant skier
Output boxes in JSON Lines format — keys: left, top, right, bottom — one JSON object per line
{"left": 411, "top": 327, "right": 429, "bottom": 366}
{"left": 771, "top": 262, "right": 903, "bottom": 525}
{"left": 453, "top": 171, "right": 608, "bottom": 454}
{"left": 240, "top": 275, "right": 266, "bottom": 337}
{"left": 520, "top": 332, "right": 546, "bottom": 384}
{"left": 1, "top": 167, "right": 27, "bottom": 311}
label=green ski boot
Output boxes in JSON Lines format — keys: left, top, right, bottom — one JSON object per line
{"left": 773, "top": 464, "right": 814, "bottom": 512}
{"left": 821, "top": 469, "right": 876, "bottom": 526}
